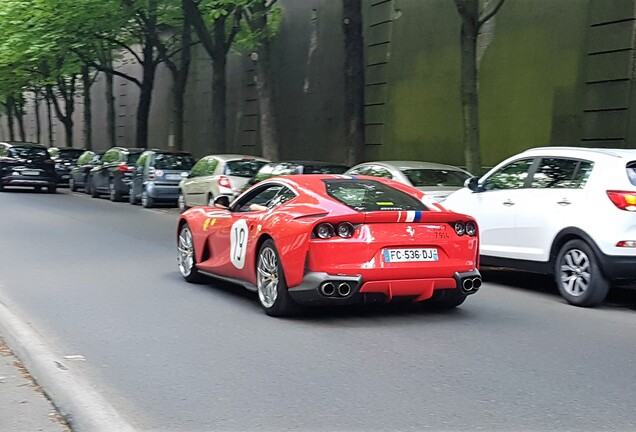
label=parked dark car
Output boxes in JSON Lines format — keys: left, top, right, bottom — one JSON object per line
{"left": 48, "top": 147, "right": 85, "bottom": 186}
{"left": 87, "top": 147, "right": 144, "bottom": 201}
{"left": 242, "top": 160, "right": 350, "bottom": 192}
{"left": 129, "top": 150, "right": 196, "bottom": 208}
{"left": 0, "top": 142, "right": 57, "bottom": 193}
{"left": 69, "top": 150, "right": 104, "bottom": 192}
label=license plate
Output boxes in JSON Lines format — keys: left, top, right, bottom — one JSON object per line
{"left": 22, "top": 170, "right": 40, "bottom": 176}
{"left": 165, "top": 174, "right": 182, "bottom": 180}
{"left": 383, "top": 248, "right": 439, "bottom": 262}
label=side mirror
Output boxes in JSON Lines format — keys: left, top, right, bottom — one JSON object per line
{"left": 465, "top": 177, "right": 481, "bottom": 192}
{"left": 213, "top": 195, "right": 230, "bottom": 209}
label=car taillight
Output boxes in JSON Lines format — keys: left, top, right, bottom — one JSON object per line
{"left": 118, "top": 164, "right": 132, "bottom": 173}
{"left": 617, "top": 240, "right": 636, "bottom": 248}
{"left": 218, "top": 176, "right": 231, "bottom": 188}
{"left": 607, "top": 190, "right": 636, "bottom": 211}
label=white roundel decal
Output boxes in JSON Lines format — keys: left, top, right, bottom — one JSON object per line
{"left": 230, "top": 219, "right": 249, "bottom": 269}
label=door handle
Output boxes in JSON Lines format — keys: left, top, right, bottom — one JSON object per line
{"left": 557, "top": 198, "right": 571, "bottom": 206}
{"left": 502, "top": 199, "right": 515, "bottom": 206}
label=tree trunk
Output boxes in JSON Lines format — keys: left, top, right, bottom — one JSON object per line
{"left": 105, "top": 65, "right": 117, "bottom": 147}
{"left": 46, "top": 92, "right": 54, "bottom": 146}
{"left": 15, "top": 97, "right": 26, "bottom": 142}
{"left": 6, "top": 98, "right": 15, "bottom": 141}
{"left": 34, "top": 91, "right": 42, "bottom": 144}
{"left": 254, "top": 43, "right": 280, "bottom": 161}
{"left": 135, "top": 42, "right": 158, "bottom": 149}
{"left": 458, "top": 4, "right": 481, "bottom": 174}
{"left": 82, "top": 65, "right": 93, "bottom": 150}
{"left": 342, "top": 0, "right": 366, "bottom": 166}
{"left": 171, "top": 76, "right": 187, "bottom": 151}
{"left": 211, "top": 52, "right": 227, "bottom": 153}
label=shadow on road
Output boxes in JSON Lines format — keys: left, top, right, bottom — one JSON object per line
{"left": 481, "top": 267, "right": 636, "bottom": 311}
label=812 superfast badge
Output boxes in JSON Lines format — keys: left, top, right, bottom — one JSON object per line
{"left": 177, "top": 175, "right": 481, "bottom": 317}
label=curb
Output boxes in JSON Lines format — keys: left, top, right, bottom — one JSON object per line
{"left": 0, "top": 299, "right": 137, "bottom": 432}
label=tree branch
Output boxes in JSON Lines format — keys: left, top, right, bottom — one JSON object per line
{"left": 478, "top": 0, "right": 506, "bottom": 29}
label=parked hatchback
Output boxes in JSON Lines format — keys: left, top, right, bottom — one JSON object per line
{"left": 242, "top": 160, "right": 350, "bottom": 192}
{"left": 129, "top": 150, "right": 196, "bottom": 208}
{"left": 0, "top": 142, "right": 57, "bottom": 193}
{"left": 69, "top": 150, "right": 104, "bottom": 192}
{"left": 87, "top": 147, "right": 144, "bottom": 201}
{"left": 443, "top": 147, "right": 636, "bottom": 307}
{"left": 346, "top": 161, "right": 471, "bottom": 202}
{"left": 178, "top": 154, "right": 270, "bottom": 212}
{"left": 48, "top": 147, "right": 85, "bottom": 186}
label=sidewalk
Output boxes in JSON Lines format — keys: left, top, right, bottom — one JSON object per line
{"left": 0, "top": 337, "right": 70, "bottom": 432}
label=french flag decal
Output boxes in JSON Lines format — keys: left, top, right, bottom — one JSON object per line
{"left": 402, "top": 211, "right": 422, "bottom": 222}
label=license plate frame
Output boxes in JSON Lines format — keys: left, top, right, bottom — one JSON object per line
{"left": 22, "top": 170, "right": 40, "bottom": 176}
{"left": 383, "top": 248, "right": 439, "bottom": 263}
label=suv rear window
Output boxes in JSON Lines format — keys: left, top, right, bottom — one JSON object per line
{"left": 225, "top": 160, "right": 268, "bottom": 178}
{"left": 324, "top": 179, "right": 427, "bottom": 212}
{"left": 9, "top": 147, "right": 49, "bottom": 160}
{"left": 626, "top": 161, "right": 636, "bottom": 186}
{"left": 403, "top": 168, "right": 469, "bottom": 187}
{"left": 303, "top": 164, "right": 349, "bottom": 174}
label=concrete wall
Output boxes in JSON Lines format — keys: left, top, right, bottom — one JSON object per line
{"left": 2, "top": 0, "right": 623, "bottom": 170}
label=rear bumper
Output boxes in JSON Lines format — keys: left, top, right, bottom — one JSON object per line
{"left": 287, "top": 270, "right": 481, "bottom": 306}
{"left": 2, "top": 175, "right": 56, "bottom": 187}
{"left": 146, "top": 183, "right": 180, "bottom": 201}
{"left": 601, "top": 254, "right": 636, "bottom": 281}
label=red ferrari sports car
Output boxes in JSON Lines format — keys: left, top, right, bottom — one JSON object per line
{"left": 176, "top": 175, "right": 481, "bottom": 316}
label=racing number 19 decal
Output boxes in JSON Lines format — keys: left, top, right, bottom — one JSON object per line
{"left": 230, "top": 219, "right": 249, "bottom": 269}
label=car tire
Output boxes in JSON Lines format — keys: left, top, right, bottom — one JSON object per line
{"left": 69, "top": 177, "right": 77, "bottom": 192}
{"left": 256, "top": 239, "right": 298, "bottom": 317}
{"left": 109, "top": 180, "right": 122, "bottom": 202}
{"left": 141, "top": 190, "right": 154, "bottom": 208}
{"left": 89, "top": 178, "right": 99, "bottom": 198}
{"left": 129, "top": 186, "right": 138, "bottom": 205}
{"left": 555, "top": 239, "right": 610, "bottom": 307}
{"left": 46, "top": 185, "right": 56, "bottom": 194}
{"left": 178, "top": 192, "right": 188, "bottom": 213}
{"left": 423, "top": 288, "right": 466, "bottom": 310}
{"left": 177, "top": 223, "right": 204, "bottom": 283}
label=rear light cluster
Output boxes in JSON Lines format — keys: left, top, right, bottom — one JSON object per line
{"left": 218, "top": 176, "right": 232, "bottom": 188}
{"left": 617, "top": 241, "right": 636, "bottom": 248}
{"left": 607, "top": 190, "right": 636, "bottom": 211}
{"left": 118, "top": 164, "right": 132, "bottom": 173}
{"left": 314, "top": 222, "right": 356, "bottom": 239}
{"left": 452, "top": 221, "right": 477, "bottom": 236}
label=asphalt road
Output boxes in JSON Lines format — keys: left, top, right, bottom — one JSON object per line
{"left": 1, "top": 187, "right": 636, "bottom": 431}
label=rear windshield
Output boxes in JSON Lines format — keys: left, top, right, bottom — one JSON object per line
{"left": 9, "top": 147, "right": 49, "bottom": 160}
{"left": 225, "top": 160, "right": 269, "bottom": 178}
{"left": 303, "top": 164, "right": 349, "bottom": 174}
{"left": 126, "top": 152, "right": 142, "bottom": 165}
{"left": 154, "top": 153, "right": 195, "bottom": 170}
{"left": 627, "top": 162, "right": 636, "bottom": 186}
{"left": 403, "top": 168, "right": 470, "bottom": 187}
{"left": 324, "top": 179, "right": 427, "bottom": 212}
{"left": 57, "top": 149, "right": 85, "bottom": 161}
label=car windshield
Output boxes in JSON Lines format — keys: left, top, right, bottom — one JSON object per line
{"left": 154, "top": 154, "right": 195, "bottom": 170}
{"left": 225, "top": 160, "right": 269, "bottom": 178}
{"left": 126, "top": 152, "right": 142, "bottom": 165}
{"left": 402, "top": 168, "right": 470, "bottom": 187}
{"left": 303, "top": 164, "right": 349, "bottom": 174}
{"left": 9, "top": 147, "right": 49, "bottom": 160}
{"left": 57, "top": 149, "right": 85, "bottom": 161}
{"left": 324, "top": 179, "right": 427, "bottom": 212}
{"left": 627, "top": 161, "right": 636, "bottom": 186}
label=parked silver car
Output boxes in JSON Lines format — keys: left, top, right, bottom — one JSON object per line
{"left": 346, "top": 161, "right": 472, "bottom": 202}
{"left": 178, "top": 154, "right": 270, "bottom": 212}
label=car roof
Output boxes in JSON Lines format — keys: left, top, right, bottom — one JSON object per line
{"left": 1, "top": 141, "right": 47, "bottom": 148}
{"left": 282, "top": 160, "right": 349, "bottom": 167}
{"left": 204, "top": 154, "right": 270, "bottom": 162}
{"left": 521, "top": 146, "right": 636, "bottom": 160}
{"left": 354, "top": 160, "right": 469, "bottom": 172}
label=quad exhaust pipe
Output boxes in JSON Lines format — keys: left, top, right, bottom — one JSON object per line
{"left": 320, "top": 281, "right": 352, "bottom": 297}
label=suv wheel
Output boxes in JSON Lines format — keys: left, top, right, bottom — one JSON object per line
{"left": 141, "top": 190, "right": 155, "bottom": 208}
{"left": 109, "top": 180, "right": 122, "bottom": 202}
{"left": 129, "top": 186, "right": 138, "bottom": 205}
{"left": 69, "top": 177, "right": 77, "bottom": 191}
{"left": 555, "top": 239, "right": 610, "bottom": 307}
{"left": 90, "top": 177, "right": 99, "bottom": 198}
{"left": 207, "top": 194, "right": 215, "bottom": 207}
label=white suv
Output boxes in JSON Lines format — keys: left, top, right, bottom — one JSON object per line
{"left": 443, "top": 147, "right": 636, "bottom": 307}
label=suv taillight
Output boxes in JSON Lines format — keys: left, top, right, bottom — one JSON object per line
{"left": 218, "top": 176, "right": 231, "bottom": 188}
{"left": 607, "top": 190, "right": 636, "bottom": 211}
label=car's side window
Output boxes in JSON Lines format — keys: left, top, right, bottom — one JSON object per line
{"left": 482, "top": 158, "right": 534, "bottom": 191}
{"left": 366, "top": 165, "right": 393, "bottom": 179}
{"left": 530, "top": 158, "right": 593, "bottom": 189}
{"left": 206, "top": 158, "right": 219, "bottom": 175}
{"left": 0, "top": 146, "right": 7, "bottom": 158}
{"left": 189, "top": 158, "right": 208, "bottom": 178}
{"left": 348, "top": 166, "right": 370, "bottom": 176}
{"left": 232, "top": 184, "right": 296, "bottom": 212}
